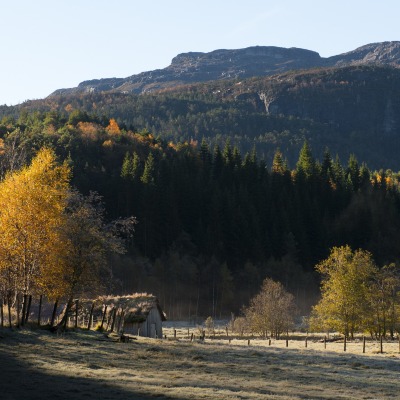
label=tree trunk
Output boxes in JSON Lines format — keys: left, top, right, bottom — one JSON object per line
{"left": 75, "top": 299, "right": 79, "bottom": 329}
{"left": 20, "top": 294, "right": 27, "bottom": 327}
{"left": 110, "top": 308, "right": 117, "bottom": 332}
{"left": 100, "top": 305, "right": 108, "bottom": 331}
{"left": 37, "top": 295, "right": 43, "bottom": 327}
{"left": 16, "top": 294, "right": 21, "bottom": 328}
{"left": 7, "top": 295, "right": 12, "bottom": 328}
{"left": 24, "top": 295, "right": 32, "bottom": 324}
{"left": 106, "top": 307, "right": 114, "bottom": 331}
{"left": 60, "top": 298, "right": 73, "bottom": 330}
{"left": 50, "top": 299, "right": 59, "bottom": 327}
{"left": 0, "top": 298, "right": 3, "bottom": 328}
{"left": 117, "top": 310, "right": 124, "bottom": 333}
{"left": 87, "top": 302, "right": 95, "bottom": 330}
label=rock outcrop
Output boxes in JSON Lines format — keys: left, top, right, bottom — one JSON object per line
{"left": 49, "top": 42, "right": 400, "bottom": 97}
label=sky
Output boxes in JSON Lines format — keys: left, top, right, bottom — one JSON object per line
{"left": 1, "top": 0, "right": 399, "bottom": 105}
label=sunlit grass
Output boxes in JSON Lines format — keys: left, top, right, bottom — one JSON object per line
{"left": 0, "top": 326, "right": 399, "bottom": 399}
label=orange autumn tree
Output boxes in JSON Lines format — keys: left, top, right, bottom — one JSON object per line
{"left": 106, "top": 118, "right": 121, "bottom": 136}
{"left": 0, "top": 148, "right": 71, "bottom": 325}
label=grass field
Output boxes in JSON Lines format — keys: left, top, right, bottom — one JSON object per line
{"left": 0, "top": 326, "right": 399, "bottom": 399}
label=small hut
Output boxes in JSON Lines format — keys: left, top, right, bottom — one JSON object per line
{"left": 123, "top": 295, "right": 166, "bottom": 338}
{"left": 95, "top": 293, "right": 166, "bottom": 338}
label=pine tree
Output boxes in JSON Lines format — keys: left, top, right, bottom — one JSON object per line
{"left": 121, "top": 152, "right": 132, "bottom": 179}
{"left": 141, "top": 152, "right": 155, "bottom": 185}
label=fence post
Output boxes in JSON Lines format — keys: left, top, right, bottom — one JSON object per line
{"left": 305, "top": 337, "right": 308, "bottom": 348}
{"left": 344, "top": 336, "right": 347, "bottom": 352}
{"left": 286, "top": 338, "right": 289, "bottom": 347}
{"left": 174, "top": 329, "right": 177, "bottom": 339}
{"left": 248, "top": 339, "right": 250, "bottom": 346}
{"left": 324, "top": 336, "right": 326, "bottom": 349}
{"left": 380, "top": 335, "right": 383, "bottom": 354}
{"left": 363, "top": 336, "right": 366, "bottom": 354}
{"left": 268, "top": 339, "right": 271, "bottom": 346}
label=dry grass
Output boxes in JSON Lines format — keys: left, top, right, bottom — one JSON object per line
{"left": 0, "top": 326, "right": 399, "bottom": 399}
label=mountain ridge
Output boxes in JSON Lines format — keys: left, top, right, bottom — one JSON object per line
{"left": 50, "top": 41, "right": 400, "bottom": 97}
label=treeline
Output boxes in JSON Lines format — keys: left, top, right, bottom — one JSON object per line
{"left": 1, "top": 111, "right": 400, "bottom": 317}
{"left": 2, "top": 65, "right": 400, "bottom": 170}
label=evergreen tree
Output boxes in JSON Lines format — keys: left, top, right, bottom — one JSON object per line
{"left": 272, "top": 148, "right": 286, "bottom": 174}
{"left": 347, "top": 154, "right": 360, "bottom": 191}
{"left": 141, "top": 152, "right": 155, "bottom": 185}
{"left": 223, "top": 138, "right": 233, "bottom": 166}
{"left": 121, "top": 152, "right": 132, "bottom": 179}
{"left": 212, "top": 144, "right": 223, "bottom": 179}
{"left": 321, "top": 147, "right": 333, "bottom": 180}
{"left": 296, "top": 140, "right": 316, "bottom": 179}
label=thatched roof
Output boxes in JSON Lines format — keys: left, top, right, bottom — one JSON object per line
{"left": 77, "top": 293, "right": 166, "bottom": 323}
{"left": 100, "top": 293, "right": 166, "bottom": 323}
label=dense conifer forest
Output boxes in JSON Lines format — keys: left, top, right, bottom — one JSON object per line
{"left": 1, "top": 110, "right": 400, "bottom": 319}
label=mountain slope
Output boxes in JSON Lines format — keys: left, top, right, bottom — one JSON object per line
{"left": 3, "top": 64, "right": 400, "bottom": 169}
{"left": 50, "top": 41, "right": 400, "bottom": 96}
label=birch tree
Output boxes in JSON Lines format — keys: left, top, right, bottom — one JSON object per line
{"left": 244, "top": 278, "right": 295, "bottom": 338}
{"left": 0, "top": 148, "right": 70, "bottom": 323}
{"left": 310, "top": 245, "right": 377, "bottom": 338}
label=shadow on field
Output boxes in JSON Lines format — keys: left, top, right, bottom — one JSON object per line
{"left": 0, "top": 336, "right": 168, "bottom": 400}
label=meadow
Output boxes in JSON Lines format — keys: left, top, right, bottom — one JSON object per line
{"left": 0, "top": 325, "right": 399, "bottom": 400}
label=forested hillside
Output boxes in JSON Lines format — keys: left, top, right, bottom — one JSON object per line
{"left": 1, "top": 111, "right": 400, "bottom": 318}
{"left": 2, "top": 65, "right": 400, "bottom": 170}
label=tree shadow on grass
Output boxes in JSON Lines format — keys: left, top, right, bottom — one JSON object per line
{"left": 0, "top": 336, "right": 169, "bottom": 400}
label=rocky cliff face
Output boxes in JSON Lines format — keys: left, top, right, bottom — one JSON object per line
{"left": 328, "top": 41, "right": 400, "bottom": 67}
{"left": 50, "top": 42, "right": 400, "bottom": 97}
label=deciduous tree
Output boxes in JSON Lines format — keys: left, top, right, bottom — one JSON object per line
{"left": 310, "top": 245, "right": 377, "bottom": 338}
{"left": 0, "top": 148, "right": 70, "bottom": 323}
{"left": 244, "top": 278, "right": 295, "bottom": 338}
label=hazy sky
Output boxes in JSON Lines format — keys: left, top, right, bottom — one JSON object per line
{"left": 1, "top": 0, "right": 399, "bottom": 105}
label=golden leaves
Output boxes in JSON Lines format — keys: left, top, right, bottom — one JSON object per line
{"left": 0, "top": 148, "right": 71, "bottom": 297}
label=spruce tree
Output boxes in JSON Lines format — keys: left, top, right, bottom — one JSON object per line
{"left": 296, "top": 140, "right": 316, "bottom": 179}
{"left": 141, "top": 152, "right": 155, "bottom": 185}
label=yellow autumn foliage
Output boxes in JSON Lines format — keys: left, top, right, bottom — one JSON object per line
{"left": 0, "top": 148, "right": 71, "bottom": 299}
